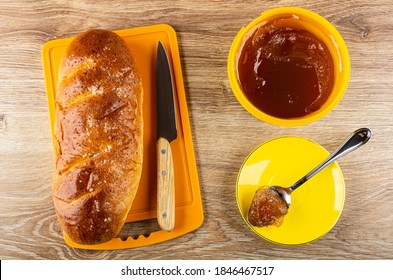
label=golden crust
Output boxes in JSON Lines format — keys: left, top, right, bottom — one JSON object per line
{"left": 52, "top": 29, "right": 143, "bottom": 245}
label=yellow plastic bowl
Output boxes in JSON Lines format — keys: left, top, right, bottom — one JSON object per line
{"left": 228, "top": 7, "right": 350, "bottom": 126}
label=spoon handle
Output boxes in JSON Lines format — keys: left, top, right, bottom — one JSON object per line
{"left": 289, "top": 128, "right": 372, "bottom": 192}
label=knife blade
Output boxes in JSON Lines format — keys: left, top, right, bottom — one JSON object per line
{"left": 156, "top": 41, "right": 177, "bottom": 232}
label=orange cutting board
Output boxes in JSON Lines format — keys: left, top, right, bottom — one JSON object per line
{"left": 42, "top": 24, "right": 204, "bottom": 250}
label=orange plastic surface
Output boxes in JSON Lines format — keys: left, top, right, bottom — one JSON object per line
{"left": 42, "top": 24, "right": 204, "bottom": 250}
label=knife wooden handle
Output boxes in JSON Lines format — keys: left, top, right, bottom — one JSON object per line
{"left": 157, "top": 137, "right": 175, "bottom": 232}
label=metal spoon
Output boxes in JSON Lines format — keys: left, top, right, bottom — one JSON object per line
{"left": 272, "top": 128, "right": 371, "bottom": 209}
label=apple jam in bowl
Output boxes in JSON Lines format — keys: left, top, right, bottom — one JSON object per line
{"left": 228, "top": 7, "right": 350, "bottom": 126}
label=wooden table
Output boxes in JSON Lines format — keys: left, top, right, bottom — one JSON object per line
{"left": 1, "top": 0, "right": 392, "bottom": 260}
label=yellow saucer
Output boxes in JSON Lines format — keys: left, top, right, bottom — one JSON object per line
{"left": 236, "top": 136, "right": 345, "bottom": 245}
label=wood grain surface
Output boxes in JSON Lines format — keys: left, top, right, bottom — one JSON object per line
{"left": 1, "top": 0, "right": 392, "bottom": 260}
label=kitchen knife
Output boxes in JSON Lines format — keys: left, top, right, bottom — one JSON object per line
{"left": 156, "top": 41, "right": 177, "bottom": 232}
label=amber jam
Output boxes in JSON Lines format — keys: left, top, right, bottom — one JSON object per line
{"left": 237, "top": 17, "right": 334, "bottom": 119}
{"left": 248, "top": 187, "right": 288, "bottom": 227}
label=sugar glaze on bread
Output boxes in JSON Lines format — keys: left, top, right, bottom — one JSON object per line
{"left": 52, "top": 29, "right": 143, "bottom": 245}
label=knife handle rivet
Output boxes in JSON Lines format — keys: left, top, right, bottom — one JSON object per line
{"left": 161, "top": 170, "right": 167, "bottom": 176}
{"left": 161, "top": 149, "right": 166, "bottom": 154}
